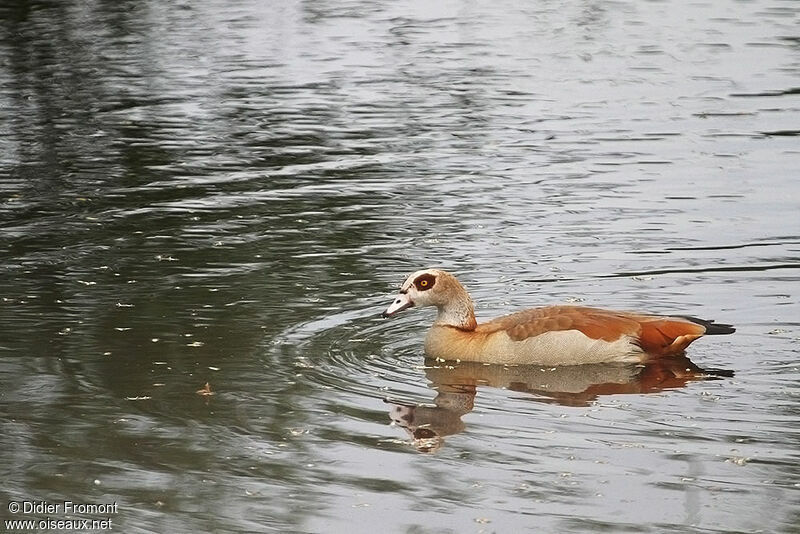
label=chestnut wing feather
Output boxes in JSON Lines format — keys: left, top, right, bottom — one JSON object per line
{"left": 477, "top": 306, "right": 643, "bottom": 342}
{"left": 477, "top": 306, "right": 709, "bottom": 354}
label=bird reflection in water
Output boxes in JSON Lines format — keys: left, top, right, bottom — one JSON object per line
{"left": 387, "top": 354, "right": 733, "bottom": 453}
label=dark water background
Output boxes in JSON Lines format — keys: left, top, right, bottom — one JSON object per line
{"left": 1, "top": 0, "right": 799, "bottom": 532}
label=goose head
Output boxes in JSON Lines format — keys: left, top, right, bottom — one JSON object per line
{"left": 383, "top": 269, "right": 477, "bottom": 330}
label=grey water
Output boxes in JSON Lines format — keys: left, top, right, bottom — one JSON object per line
{"left": 1, "top": 0, "right": 799, "bottom": 532}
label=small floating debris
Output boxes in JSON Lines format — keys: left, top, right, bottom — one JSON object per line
{"left": 726, "top": 456, "right": 750, "bottom": 466}
{"left": 77, "top": 280, "right": 96, "bottom": 286}
{"left": 187, "top": 341, "right": 205, "bottom": 347}
{"left": 125, "top": 396, "right": 152, "bottom": 401}
{"left": 114, "top": 327, "right": 132, "bottom": 332}
{"left": 208, "top": 366, "right": 220, "bottom": 371}
{"left": 196, "top": 382, "right": 214, "bottom": 397}
{"left": 293, "top": 357, "right": 314, "bottom": 369}
{"left": 116, "top": 302, "right": 135, "bottom": 308}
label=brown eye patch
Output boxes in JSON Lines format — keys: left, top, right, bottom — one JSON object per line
{"left": 413, "top": 273, "right": 436, "bottom": 291}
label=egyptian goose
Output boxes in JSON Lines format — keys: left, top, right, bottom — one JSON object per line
{"left": 382, "top": 269, "right": 734, "bottom": 366}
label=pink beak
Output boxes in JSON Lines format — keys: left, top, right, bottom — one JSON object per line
{"left": 383, "top": 293, "right": 414, "bottom": 317}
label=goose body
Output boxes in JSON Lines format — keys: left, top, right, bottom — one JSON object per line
{"left": 383, "top": 269, "right": 734, "bottom": 366}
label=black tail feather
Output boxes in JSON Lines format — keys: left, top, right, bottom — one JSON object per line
{"left": 679, "top": 315, "right": 736, "bottom": 335}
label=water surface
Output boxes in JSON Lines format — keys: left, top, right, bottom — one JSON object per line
{"left": 1, "top": 0, "right": 799, "bottom": 532}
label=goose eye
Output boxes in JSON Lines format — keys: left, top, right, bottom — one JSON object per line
{"left": 414, "top": 274, "right": 436, "bottom": 291}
